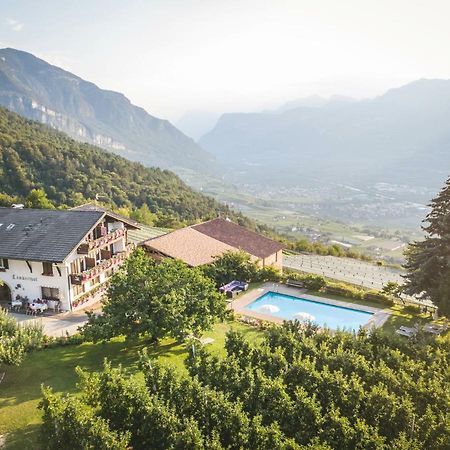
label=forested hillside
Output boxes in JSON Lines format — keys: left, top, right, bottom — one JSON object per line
{"left": 0, "top": 48, "right": 215, "bottom": 174}
{"left": 0, "top": 107, "right": 263, "bottom": 229}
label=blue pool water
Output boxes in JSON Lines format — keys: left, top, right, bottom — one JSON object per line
{"left": 245, "top": 291, "right": 373, "bottom": 331}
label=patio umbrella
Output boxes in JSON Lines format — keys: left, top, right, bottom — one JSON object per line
{"left": 294, "top": 312, "right": 316, "bottom": 322}
{"left": 258, "top": 304, "right": 280, "bottom": 313}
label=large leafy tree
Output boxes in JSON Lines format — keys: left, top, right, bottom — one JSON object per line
{"left": 83, "top": 249, "right": 226, "bottom": 342}
{"left": 202, "top": 250, "right": 259, "bottom": 287}
{"left": 404, "top": 178, "right": 450, "bottom": 317}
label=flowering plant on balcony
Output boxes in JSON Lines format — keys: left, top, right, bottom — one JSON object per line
{"left": 77, "top": 244, "right": 135, "bottom": 283}
{"left": 89, "top": 228, "right": 125, "bottom": 250}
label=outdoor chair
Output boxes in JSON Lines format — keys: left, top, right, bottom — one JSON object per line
{"left": 395, "top": 325, "right": 418, "bottom": 338}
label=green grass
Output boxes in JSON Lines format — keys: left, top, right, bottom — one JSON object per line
{"left": 380, "top": 305, "right": 437, "bottom": 335}
{"left": 0, "top": 294, "right": 437, "bottom": 450}
{"left": 0, "top": 321, "right": 262, "bottom": 450}
{"left": 308, "top": 290, "right": 391, "bottom": 310}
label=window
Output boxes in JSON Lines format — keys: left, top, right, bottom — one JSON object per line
{"left": 41, "top": 287, "right": 60, "bottom": 300}
{"left": 42, "top": 262, "right": 53, "bottom": 276}
{"left": 0, "top": 258, "right": 9, "bottom": 271}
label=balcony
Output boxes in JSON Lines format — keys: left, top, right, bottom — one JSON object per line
{"left": 77, "top": 228, "right": 125, "bottom": 254}
{"left": 70, "top": 244, "right": 135, "bottom": 285}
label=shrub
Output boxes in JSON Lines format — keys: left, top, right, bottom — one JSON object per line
{"left": 324, "top": 282, "right": 364, "bottom": 300}
{"left": 285, "top": 272, "right": 327, "bottom": 291}
{"left": 363, "top": 290, "right": 394, "bottom": 306}
{"left": 0, "top": 308, "right": 44, "bottom": 365}
{"left": 403, "top": 304, "right": 421, "bottom": 314}
{"left": 257, "top": 266, "right": 282, "bottom": 282}
{"left": 203, "top": 250, "right": 259, "bottom": 286}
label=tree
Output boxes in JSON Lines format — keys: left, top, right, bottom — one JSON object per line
{"left": 83, "top": 248, "right": 226, "bottom": 342}
{"left": 40, "top": 321, "right": 450, "bottom": 449}
{"left": 40, "top": 386, "right": 130, "bottom": 450}
{"left": 0, "top": 106, "right": 273, "bottom": 232}
{"left": 0, "top": 192, "right": 18, "bottom": 207}
{"left": 202, "top": 250, "right": 259, "bottom": 287}
{"left": 0, "top": 308, "right": 44, "bottom": 366}
{"left": 381, "top": 281, "right": 402, "bottom": 302}
{"left": 404, "top": 178, "right": 450, "bottom": 317}
{"left": 25, "top": 188, "right": 55, "bottom": 209}
{"left": 131, "top": 203, "right": 156, "bottom": 226}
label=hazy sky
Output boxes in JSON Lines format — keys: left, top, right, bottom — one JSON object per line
{"left": 1, "top": 0, "right": 450, "bottom": 121}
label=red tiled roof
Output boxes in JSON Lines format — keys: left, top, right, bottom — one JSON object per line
{"left": 192, "top": 218, "right": 283, "bottom": 259}
{"left": 143, "top": 227, "right": 235, "bottom": 267}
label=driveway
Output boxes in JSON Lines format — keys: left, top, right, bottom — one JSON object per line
{"left": 9, "top": 302, "right": 101, "bottom": 337}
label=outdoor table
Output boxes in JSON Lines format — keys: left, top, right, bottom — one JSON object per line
{"left": 28, "top": 302, "right": 49, "bottom": 313}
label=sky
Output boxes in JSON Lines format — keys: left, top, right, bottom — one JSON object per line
{"left": 1, "top": 0, "right": 450, "bottom": 122}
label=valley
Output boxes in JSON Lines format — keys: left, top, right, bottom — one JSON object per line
{"left": 2, "top": 2, "right": 450, "bottom": 448}
{"left": 189, "top": 174, "right": 425, "bottom": 263}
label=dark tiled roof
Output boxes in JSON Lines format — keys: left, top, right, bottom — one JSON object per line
{"left": 192, "top": 218, "right": 283, "bottom": 259}
{"left": 0, "top": 208, "right": 104, "bottom": 262}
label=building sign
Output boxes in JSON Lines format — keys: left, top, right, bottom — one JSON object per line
{"left": 13, "top": 274, "right": 38, "bottom": 282}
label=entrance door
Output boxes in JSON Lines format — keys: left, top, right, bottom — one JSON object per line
{"left": 0, "top": 281, "right": 12, "bottom": 307}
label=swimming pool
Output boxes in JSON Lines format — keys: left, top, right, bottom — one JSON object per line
{"left": 245, "top": 291, "right": 373, "bottom": 331}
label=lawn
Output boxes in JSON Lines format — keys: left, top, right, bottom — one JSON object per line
{"left": 0, "top": 294, "right": 439, "bottom": 450}
{"left": 0, "top": 320, "right": 263, "bottom": 450}
{"left": 309, "top": 289, "right": 394, "bottom": 310}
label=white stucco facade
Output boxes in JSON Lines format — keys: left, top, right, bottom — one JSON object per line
{"left": 0, "top": 215, "right": 135, "bottom": 312}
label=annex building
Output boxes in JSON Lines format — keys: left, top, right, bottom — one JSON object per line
{"left": 142, "top": 218, "right": 283, "bottom": 269}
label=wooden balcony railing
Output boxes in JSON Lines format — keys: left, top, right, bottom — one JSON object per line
{"left": 70, "top": 244, "right": 135, "bottom": 285}
{"left": 77, "top": 228, "right": 126, "bottom": 254}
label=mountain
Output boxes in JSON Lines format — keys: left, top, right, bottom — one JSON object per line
{"left": 0, "top": 106, "right": 270, "bottom": 232}
{"left": 199, "top": 79, "right": 450, "bottom": 190}
{"left": 0, "top": 48, "right": 215, "bottom": 174}
{"left": 271, "top": 95, "right": 355, "bottom": 114}
{"left": 175, "top": 110, "right": 220, "bottom": 140}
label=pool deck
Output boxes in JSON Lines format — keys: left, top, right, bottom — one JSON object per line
{"left": 230, "top": 282, "right": 390, "bottom": 329}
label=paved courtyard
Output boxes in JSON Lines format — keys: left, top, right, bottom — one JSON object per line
{"left": 9, "top": 300, "right": 101, "bottom": 337}
{"left": 284, "top": 253, "right": 404, "bottom": 290}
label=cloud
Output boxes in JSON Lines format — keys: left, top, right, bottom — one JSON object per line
{"left": 6, "top": 18, "right": 24, "bottom": 32}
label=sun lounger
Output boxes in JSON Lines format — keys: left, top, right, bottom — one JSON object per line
{"left": 396, "top": 329, "right": 415, "bottom": 337}
{"left": 423, "top": 323, "right": 448, "bottom": 335}
{"left": 395, "top": 325, "right": 418, "bottom": 338}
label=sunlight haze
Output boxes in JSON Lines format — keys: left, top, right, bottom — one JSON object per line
{"left": 1, "top": 0, "right": 450, "bottom": 121}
